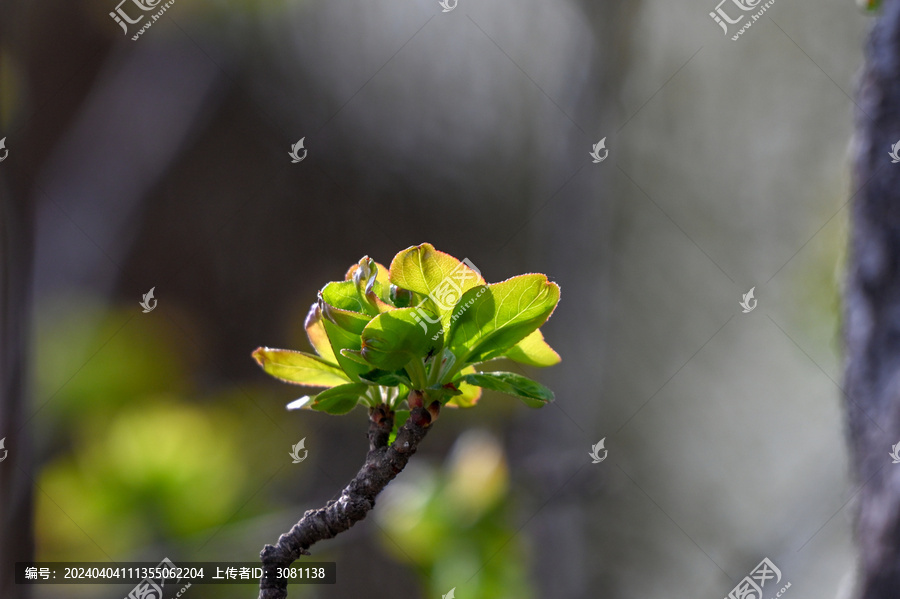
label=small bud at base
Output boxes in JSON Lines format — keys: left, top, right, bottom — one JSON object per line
{"left": 409, "top": 407, "right": 432, "bottom": 428}
{"left": 408, "top": 390, "right": 424, "bottom": 409}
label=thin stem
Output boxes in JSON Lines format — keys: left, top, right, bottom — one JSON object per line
{"left": 404, "top": 358, "right": 427, "bottom": 390}
{"left": 426, "top": 352, "right": 443, "bottom": 387}
{"left": 363, "top": 385, "right": 382, "bottom": 407}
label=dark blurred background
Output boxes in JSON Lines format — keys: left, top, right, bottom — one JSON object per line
{"left": 0, "top": 0, "right": 869, "bottom": 597}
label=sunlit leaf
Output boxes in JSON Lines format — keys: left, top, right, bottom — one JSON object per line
{"left": 447, "top": 274, "right": 559, "bottom": 365}
{"left": 321, "top": 279, "right": 365, "bottom": 311}
{"left": 455, "top": 371, "right": 554, "bottom": 407}
{"left": 252, "top": 347, "right": 350, "bottom": 387}
{"left": 389, "top": 243, "right": 485, "bottom": 331}
{"left": 502, "top": 329, "right": 561, "bottom": 367}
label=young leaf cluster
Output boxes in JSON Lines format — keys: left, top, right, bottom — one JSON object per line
{"left": 253, "top": 243, "right": 560, "bottom": 420}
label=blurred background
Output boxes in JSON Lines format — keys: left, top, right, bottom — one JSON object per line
{"left": 0, "top": 0, "right": 870, "bottom": 597}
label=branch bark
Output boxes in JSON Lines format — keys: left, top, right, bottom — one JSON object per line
{"left": 257, "top": 403, "right": 437, "bottom": 599}
{"left": 846, "top": 1, "right": 900, "bottom": 597}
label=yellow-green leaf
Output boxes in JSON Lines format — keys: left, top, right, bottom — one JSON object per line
{"left": 252, "top": 347, "right": 350, "bottom": 387}
{"left": 389, "top": 243, "right": 485, "bottom": 332}
{"left": 502, "top": 329, "right": 561, "bottom": 367}
{"left": 304, "top": 303, "right": 338, "bottom": 364}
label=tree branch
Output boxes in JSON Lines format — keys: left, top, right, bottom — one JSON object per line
{"left": 257, "top": 402, "right": 438, "bottom": 599}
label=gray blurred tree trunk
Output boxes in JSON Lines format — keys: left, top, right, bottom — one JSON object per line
{"left": 0, "top": 178, "right": 35, "bottom": 599}
{"left": 511, "top": 2, "right": 638, "bottom": 597}
{"left": 846, "top": 0, "right": 900, "bottom": 596}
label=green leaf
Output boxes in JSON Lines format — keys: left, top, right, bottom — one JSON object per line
{"left": 322, "top": 318, "right": 370, "bottom": 382}
{"left": 304, "top": 303, "right": 338, "bottom": 364}
{"left": 389, "top": 409, "right": 410, "bottom": 444}
{"left": 319, "top": 281, "right": 373, "bottom": 334}
{"left": 309, "top": 382, "right": 369, "bottom": 414}
{"left": 360, "top": 307, "right": 441, "bottom": 372}
{"left": 447, "top": 274, "right": 560, "bottom": 365}
{"left": 321, "top": 279, "right": 365, "bottom": 312}
{"left": 252, "top": 347, "right": 350, "bottom": 387}
{"left": 502, "top": 329, "right": 561, "bottom": 367}
{"left": 389, "top": 243, "right": 485, "bottom": 332}
{"left": 455, "top": 371, "right": 554, "bottom": 407}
